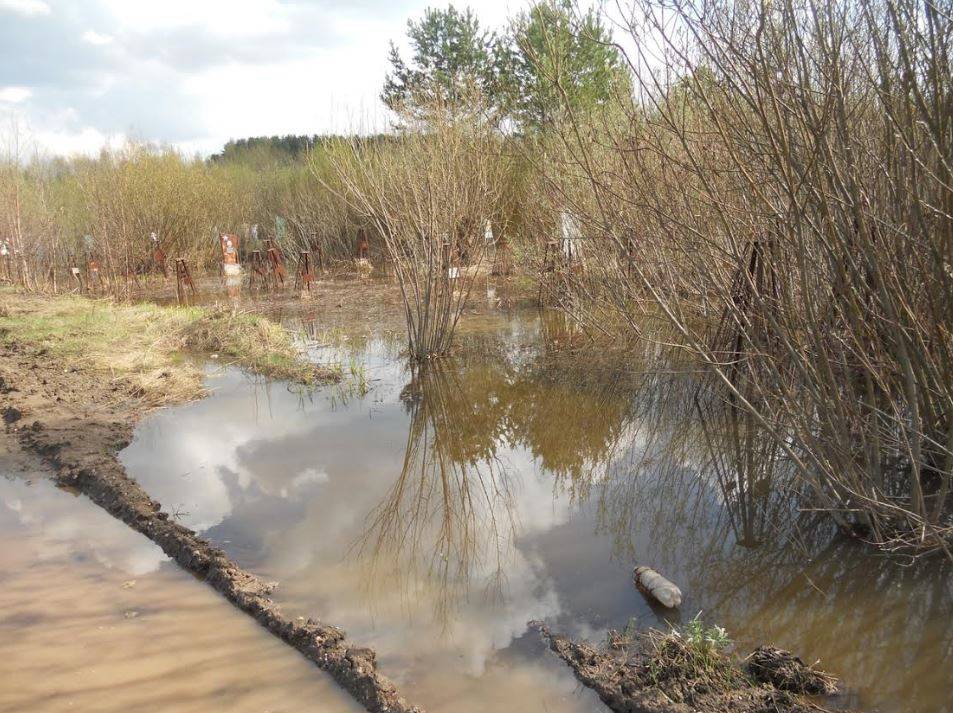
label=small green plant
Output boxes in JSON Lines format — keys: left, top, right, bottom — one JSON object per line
{"left": 324, "top": 357, "right": 370, "bottom": 406}
{"left": 644, "top": 614, "right": 744, "bottom": 700}
{"left": 348, "top": 356, "right": 369, "bottom": 396}
{"left": 679, "top": 612, "right": 731, "bottom": 653}
{"left": 622, "top": 616, "right": 640, "bottom": 641}
{"left": 602, "top": 617, "right": 641, "bottom": 651}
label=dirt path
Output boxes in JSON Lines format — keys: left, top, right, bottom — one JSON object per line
{"left": 0, "top": 338, "right": 421, "bottom": 713}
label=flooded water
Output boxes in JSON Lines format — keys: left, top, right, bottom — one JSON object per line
{"left": 0, "top": 451, "right": 361, "bottom": 713}
{"left": 118, "top": 311, "right": 953, "bottom": 713}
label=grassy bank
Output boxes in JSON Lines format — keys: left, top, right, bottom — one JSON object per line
{"left": 0, "top": 290, "right": 338, "bottom": 407}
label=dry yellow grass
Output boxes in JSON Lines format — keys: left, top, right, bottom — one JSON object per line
{"left": 0, "top": 290, "right": 338, "bottom": 407}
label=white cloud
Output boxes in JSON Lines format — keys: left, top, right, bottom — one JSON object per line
{"left": 0, "top": 0, "right": 51, "bottom": 17}
{"left": 0, "top": 0, "right": 522, "bottom": 156}
{"left": 81, "top": 29, "right": 113, "bottom": 45}
{"left": 31, "top": 125, "right": 126, "bottom": 157}
{"left": 2, "top": 475, "right": 166, "bottom": 577}
{"left": 98, "top": 0, "right": 292, "bottom": 35}
{"left": 0, "top": 86, "right": 31, "bottom": 103}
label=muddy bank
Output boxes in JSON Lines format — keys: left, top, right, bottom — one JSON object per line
{"left": 532, "top": 622, "right": 846, "bottom": 713}
{"left": 0, "top": 338, "right": 420, "bottom": 713}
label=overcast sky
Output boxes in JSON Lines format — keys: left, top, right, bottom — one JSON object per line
{"left": 0, "top": 0, "right": 516, "bottom": 157}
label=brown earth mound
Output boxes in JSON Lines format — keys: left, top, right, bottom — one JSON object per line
{"left": 746, "top": 646, "right": 839, "bottom": 696}
{"left": 531, "top": 622, "right": 848, "bottom": 713}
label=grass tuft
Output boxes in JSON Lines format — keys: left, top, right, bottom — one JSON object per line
{"left": 643, "top": 614, "right": 749, "bottom": 703}
{"left": 181, "top": 307, "right": 338, "bottom": 386}
{"left": 0, "top": 291, "right": 337, "bottom": 407}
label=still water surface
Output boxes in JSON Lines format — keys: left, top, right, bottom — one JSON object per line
{"left": 120, "top": 311, "right": 952, "bottom": 713}
{"left": 0, "top": 453, "right": 360, "bottom": 713}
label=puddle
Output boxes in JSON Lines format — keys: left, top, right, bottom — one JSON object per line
{"left": 120, "top": 311, "right": 953, "bottom": 713}
{"left": 0, "top": 456, "right": 361, "bottom": 713}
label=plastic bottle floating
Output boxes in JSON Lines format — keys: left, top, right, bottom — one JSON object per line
{"left": 633, "top": 566, "right": 682, "bottom": 608}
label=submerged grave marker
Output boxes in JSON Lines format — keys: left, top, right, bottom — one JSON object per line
{"left": 264, "top": 239, "right": 286, "bottom": 287}
{"left": 295, "top": 251, "right": 315, "bottom": 292}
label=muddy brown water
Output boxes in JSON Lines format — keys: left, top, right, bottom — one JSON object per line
{"left": 0, "top": 452, "right": 362, "bottom": 713}
{"left": 115, "top": 310, "right": 951, "bottom": 713}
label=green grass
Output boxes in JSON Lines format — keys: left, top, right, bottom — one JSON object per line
{"left": 180, "top": 307, "right": 340, "bottom": 385}
{"left": 643, "top": 615, "right": 749, "bottom": 701}
{"left": 0, "top": 291, "right": 337, "bottom": 407}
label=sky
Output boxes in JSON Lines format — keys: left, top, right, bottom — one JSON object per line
{"left": 0, "top": 0, "right": 516, "bottom": 157}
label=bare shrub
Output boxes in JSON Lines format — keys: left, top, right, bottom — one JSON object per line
{"left": 544, "top": 0, "right": 953, "bottom": 554}
{"left": 1, "top": 140, "right": 238, "bottom": 293}
{"left": 325, "top": 104, "right": 510, "bottom": 361}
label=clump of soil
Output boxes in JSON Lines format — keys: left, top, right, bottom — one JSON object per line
{"left": 531, "top": 622, "right": 847, "bottom": 713}
{"left": 746, "top": 646, "right": 839, "bottom": 695}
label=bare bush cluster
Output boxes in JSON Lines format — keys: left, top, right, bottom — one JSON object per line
{"left": 326, "top": 105, "right": 511, "bottom": 361}
{"left": 543, "top": 0, "right": 952, "bottom": 553}
{"left": 0, "top": 136, "right": 385, "bottom": 293}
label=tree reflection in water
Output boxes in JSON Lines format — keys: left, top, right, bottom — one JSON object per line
{"left": 356, "top": 363, "right": 518, "bottom": 627}
{"left": 353, "top": 332, "right": 634, "bottom": 627}
{"left": 351, "top": 322, "right": 951, "bottom": 711}
{"left": 577, "top": 361, "right": 952, "bottom": 712}
{"left": 354, "top": 325, "right": 811, "bottom": 624}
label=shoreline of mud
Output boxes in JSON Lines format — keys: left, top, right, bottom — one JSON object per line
{"left": 0, "top": 338, "right": 421, "bottom": 713}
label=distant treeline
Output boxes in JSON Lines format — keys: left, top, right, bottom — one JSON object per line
{"left": 209, "top": 134, "right": 392, "bottom": 164}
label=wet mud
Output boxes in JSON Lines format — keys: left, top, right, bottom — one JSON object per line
{"left": 0, "top": 339, "right": 421, "bottom": 713}
{"left": 532, "top": 623, "right": 845, "bottom": 713}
